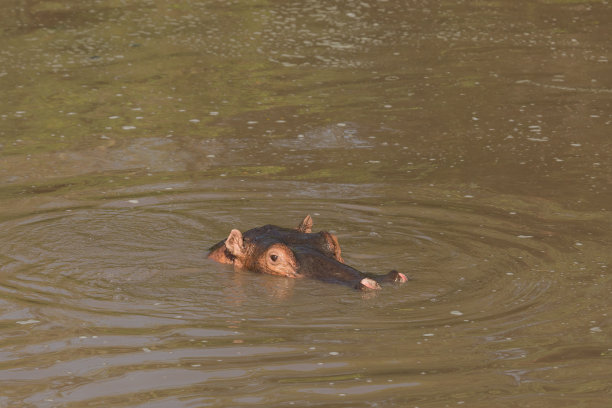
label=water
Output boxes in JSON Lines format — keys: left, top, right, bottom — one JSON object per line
{"left": 1, "top": 0, "right": 611, "bottom": 407}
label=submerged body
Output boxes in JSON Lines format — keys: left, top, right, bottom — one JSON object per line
{"left": 208, "top": 215, "right": 407, "bottom": 290}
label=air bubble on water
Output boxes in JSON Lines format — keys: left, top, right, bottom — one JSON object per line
{"left": 590, "top": 327, "right": 602, "bottom": 333}
{"left": 16, "top": 319, "right": 40, "bottom": 325}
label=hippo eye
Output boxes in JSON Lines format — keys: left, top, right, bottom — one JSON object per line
{"left": 270, "top": 254, "right": 279, "bottom": 262}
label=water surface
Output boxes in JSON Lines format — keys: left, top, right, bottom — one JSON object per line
{"left": 1, "top": 0, "right": 611, "bottom": 407}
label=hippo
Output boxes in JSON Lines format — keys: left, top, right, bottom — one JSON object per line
{"left": 207, "top": 215, "right": 407, "bottom": 290}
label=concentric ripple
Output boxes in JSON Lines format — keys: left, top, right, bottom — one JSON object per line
{"left": 0, "top": 184, "right": 608, "bottom": 407}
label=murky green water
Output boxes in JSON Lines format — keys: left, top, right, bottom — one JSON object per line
{"left": 1, "top": 0, "right": 611, "bottom": 407}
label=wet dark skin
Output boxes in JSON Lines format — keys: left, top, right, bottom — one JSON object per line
{"left": 208, "top": 215, "right": 407, "bottom": 290}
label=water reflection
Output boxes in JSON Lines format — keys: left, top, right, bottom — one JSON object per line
{"left": 275, "top": 122, "right": 372, "bottom": 150}
{"left": 224, "top": 267, "right": 298, "bottom": 304}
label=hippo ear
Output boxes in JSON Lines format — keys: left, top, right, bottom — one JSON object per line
{"left": 297, "top": 214, "right": 313, "bottom": 233}
{"left": 225, "top": 229, "right": 245, "bottom": 258}
{"left": 326, "top": 232, "right": 344, "bottom": 263}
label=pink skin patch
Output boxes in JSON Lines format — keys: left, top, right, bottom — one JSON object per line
{"left": 360, "top": 278, "right": 381, "bottom": 290}
{"left": 397, "top": 272, "right": 408, "bottom": 283}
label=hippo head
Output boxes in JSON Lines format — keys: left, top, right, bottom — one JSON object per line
{"left": 208, "top": 215, "right": 343, "bottom": 276}
{"left": 207, "top": 215, "right": 407, "bottom": 290}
